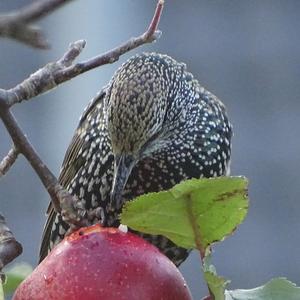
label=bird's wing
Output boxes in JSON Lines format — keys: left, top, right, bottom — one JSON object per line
{"left": 39, "top": 88, "right": 107, "bottom": 262}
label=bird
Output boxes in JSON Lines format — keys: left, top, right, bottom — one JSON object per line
{"left": 39, "top": 52, "right": 232, "bottom": 266}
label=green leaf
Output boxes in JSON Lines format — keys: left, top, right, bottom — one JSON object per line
{"left": 203, "top": 254, "right": 229, "bottom": 300}
{"left": 121, "top": 176, "right": 248, "bottom": 250}
{"left": 225, "top": 278, "right": 300, "bottom": 300}
{"left": 0, "top": 278, "right": 4, "bottom": 300}
{"left": 3, "top": 263, "right": 32, "bottom": 295}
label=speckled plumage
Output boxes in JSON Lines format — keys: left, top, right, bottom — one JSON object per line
{"left": 39, "top": 53, "right": 232, "bottom": 266}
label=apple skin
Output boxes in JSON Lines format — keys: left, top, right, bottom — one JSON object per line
{"left": 13, "top": 224, "right": 192, "bottom": 300}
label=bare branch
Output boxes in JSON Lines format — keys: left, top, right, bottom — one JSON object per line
{"left": 9, "top": 0, "right": 74, "bottom": 23}
{"left": 0, "top": 147, "right": 19, "bottom": 178}
{"left": 58, "top": 40, "right": 86, "bottom": 67}
{"left": 0, "top": 0, "right": 74, "bottom": 49}
{"left": 56, "top": 0, "right": 164, "bottom": 77}
{"left": 143, "top": 0, "right": 164, "bottom": 41}
{"left": 3, "top": 40, "right": 86, "bottom": 106}
{"left": 0, "top": 21, "right": 49, "bottom": 49}
{"left": 0, "top": 104, "right": 87, "bottom": 227}
{"left": 6, "top": 0, "right": 164, "bottom": 106}
{"left": 0, "top": 214, "right": 22, "bottom": 273}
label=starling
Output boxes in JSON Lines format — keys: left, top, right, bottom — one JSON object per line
{"left": 39, "top": 53, "right": 232, "bottom": 266}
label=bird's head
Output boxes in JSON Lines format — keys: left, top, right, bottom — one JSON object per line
{"left": 105, "top": 53, "right": 184, "bottom": 209}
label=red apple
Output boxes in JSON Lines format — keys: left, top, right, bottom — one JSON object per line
{"left": 13, "top": 224, "right": 192, "bottom": 300}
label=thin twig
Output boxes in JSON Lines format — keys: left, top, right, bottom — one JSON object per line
{"left": 143, "top": 0, "right": 164, "bottom": 41}
{"left": 0, "top": 147, "right": 19, "bottom": 178}
{"left": 55, "top": 0, "right": 164, "bottom": 80}
{"left": 0, "top": 0, "right": 74, "bottom": 49}
{"left": 0, "top": 0, "right": 164, "bottom": 228}
{"left": 0, "top": 214, "right": 22, "bottom": 275}
{"left": 9, "top": 0, "right": 74, "bottom": 23}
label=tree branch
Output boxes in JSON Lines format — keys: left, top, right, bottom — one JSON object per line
{"left": 0, "top": 0, "right": 164, "bottom": 228}
{"left": 143, "top": 0, "right": 164, "bottom": 41}
{"left": 0, "top": 214, "right": 22, "bottom": 275}
{"left": 0, "top": 0, "right": 74, "bottom": 49}
{"left": 0, "top": 147, "right": 19, "bottom": 178}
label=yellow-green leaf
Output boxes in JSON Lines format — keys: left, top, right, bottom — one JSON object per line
{"left": 121, "top": 176, "right": 248, "bottom": 250}
{"left": 3, "top": 263, "right": 32, "bottom": 295}
{"left": 0, "top": 278, "right": 3, "bottom": 300}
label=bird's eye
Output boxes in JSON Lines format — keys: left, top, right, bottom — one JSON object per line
{"left": 140, "top": 129, "right": 163, "bottom": 155}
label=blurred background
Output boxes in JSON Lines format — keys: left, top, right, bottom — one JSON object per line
{"left": 1, "top": 0, "right": 300, "bottom": 298}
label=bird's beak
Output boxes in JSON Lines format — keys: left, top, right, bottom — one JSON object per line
{"left": 110, "top": 154, "right": 135, "bottom": 210}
